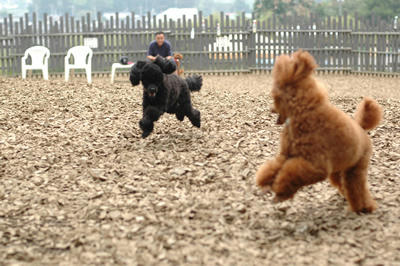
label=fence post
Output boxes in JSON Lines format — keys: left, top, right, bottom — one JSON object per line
{"left": 248, "top": 12, "right": 255, "bottom": 72}
{"left": 0, "top": 11, "right": 399, "bottom": 76}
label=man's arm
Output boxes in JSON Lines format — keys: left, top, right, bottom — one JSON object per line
{"left": 147, "top": 42, "right": 156, "bottom": 61}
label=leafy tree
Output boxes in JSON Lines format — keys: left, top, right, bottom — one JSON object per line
{"left": 254, "top": 0, "right": 315, "bottom": 20}
{"left": 311, "top": 0, "right": 399, "bottom": 22}
{"left": 361, "top": 0, "right": 400, "bottom": 21}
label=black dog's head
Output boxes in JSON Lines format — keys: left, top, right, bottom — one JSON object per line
{"left": 141, "top": 63, "right": 164, "bottom": 98}
{"left": 129, "top": 56, "right": 176, "bottom": 87}
{"left": 153, "top": 56, "right": 176, "bottom": 74}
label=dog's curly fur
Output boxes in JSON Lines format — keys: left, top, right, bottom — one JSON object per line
{"left": 255, "top": 50, "right": 383, "bottom": 213}
{"left": 130, "top": 56, "right": 202, "bottom": 138}
{"left": 173, "top": 53, "right": 184, "bottom": 76}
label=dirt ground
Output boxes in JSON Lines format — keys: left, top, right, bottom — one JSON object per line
{"left": 0, "top": 73, "right": 399, "bottom": 265}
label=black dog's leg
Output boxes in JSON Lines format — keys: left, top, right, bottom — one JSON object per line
{"left": 167, "top": 104, "right": 184, "bottom": 121}
{"left": 139, "top": 118, "right": 153, "bottom": 138}
{"left": 140, "top": 106, "right": 164, "bottom": 138}
{"left": 182, "top": 101, "right": 200, "bottom": 128}
{"left": 175, "top": 105, "right": 185, "bottom": 121}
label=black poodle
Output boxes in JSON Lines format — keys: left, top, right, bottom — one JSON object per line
{"left": 130, "top": 56, "right": 203, "bottom": 138}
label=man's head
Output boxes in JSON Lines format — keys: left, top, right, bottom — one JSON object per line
{"left": 155, "top": 32, "right": 165, "bottom": 47}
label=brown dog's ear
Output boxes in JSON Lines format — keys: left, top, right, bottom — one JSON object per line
{"left": 272, "top": 54, "right": 292, "bottom": 87}
{"left": 273, "top": 50, "right": 317, "bottom": 87}
{"left": 291, "top": 50, "right": 317, "bottom": 82}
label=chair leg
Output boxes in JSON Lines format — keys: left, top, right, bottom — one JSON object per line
{"left": 43, "top": 68, "right": 49, "bottom": 80}
{"left": 65, "top": 67, "right": 69, "bottom": 82}
{"left": 111, "top": 66, "right": 116, "bottom": 84}
{"left": 86, "top": 67, "right": 92, "bottom": 84}
{"left": 22, "top": 66, "right": 26, "bottom": 79}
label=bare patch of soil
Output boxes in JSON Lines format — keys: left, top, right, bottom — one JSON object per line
{"left": 0, "top": 74, "right": 399, "bottom": 265}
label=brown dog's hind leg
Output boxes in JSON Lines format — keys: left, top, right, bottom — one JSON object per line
{"left": 343, "top": 157, "right": 377, "bottom": 213}
{"left": 329, "top": 171, "right": 345, "bottom": 196}
{"left": 272, "top": 157, "right": 327, "bottom": 202}
{"left": 255, "top": 155, "right": 286, "bottom": 191}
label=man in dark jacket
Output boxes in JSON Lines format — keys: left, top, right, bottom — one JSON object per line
{"left": 147, "top": 32, "right": 173, "bottom": 60}
{"left": 147, "top": 31, "right": 177, "bottom": 73}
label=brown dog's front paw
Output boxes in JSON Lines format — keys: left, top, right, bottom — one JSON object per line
{"left": 259, "top": 185, "right": 272, "bottom": 194}
{"left": 271, "top": 181, "right": 296, "bottom": 203}
{"left": 273, "top": 192, "right": 294, "bottom": 203}
{"left": 351, "top": 200, "right": 378, "bottom": 214}
{"left": 255, "top": 163, "right": 278, "bottom": 189}
{"left": 358, "top": 206, "right": 376, "bottom": 214}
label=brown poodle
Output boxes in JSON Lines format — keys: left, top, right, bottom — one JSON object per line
{"left": 255, "top": 50, "right": 383, "bottom": 213}
{"left": 174, "top": 53, "right": 184, "bottom": 76}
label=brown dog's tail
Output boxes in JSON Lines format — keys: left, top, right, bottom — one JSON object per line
{"left": 354, "top": 97, "right": 382, "bottom": 131}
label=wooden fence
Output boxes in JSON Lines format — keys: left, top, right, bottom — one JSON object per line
{"left": 0, "top": 11, "right": 399, "bottom": 77}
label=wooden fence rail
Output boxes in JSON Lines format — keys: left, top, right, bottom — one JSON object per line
{"left": 0, "top": 11, "right": 399, "bottom": 76}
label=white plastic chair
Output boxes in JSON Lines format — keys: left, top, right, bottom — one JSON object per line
{"left": 21, "top": 46, "right": 50, "bottom": 80}
{"left": 111, "top": 62, "right": 134, "bottom": 84}
{"left": 65, "top": 46, "right": 93, "bottom": 84}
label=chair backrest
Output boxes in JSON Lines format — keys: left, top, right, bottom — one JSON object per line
{"left": 66, "top": 46, "right": 93, "bottom": 66}
{"left": 24, "top": 46, "right": 50, "bottom": 67}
